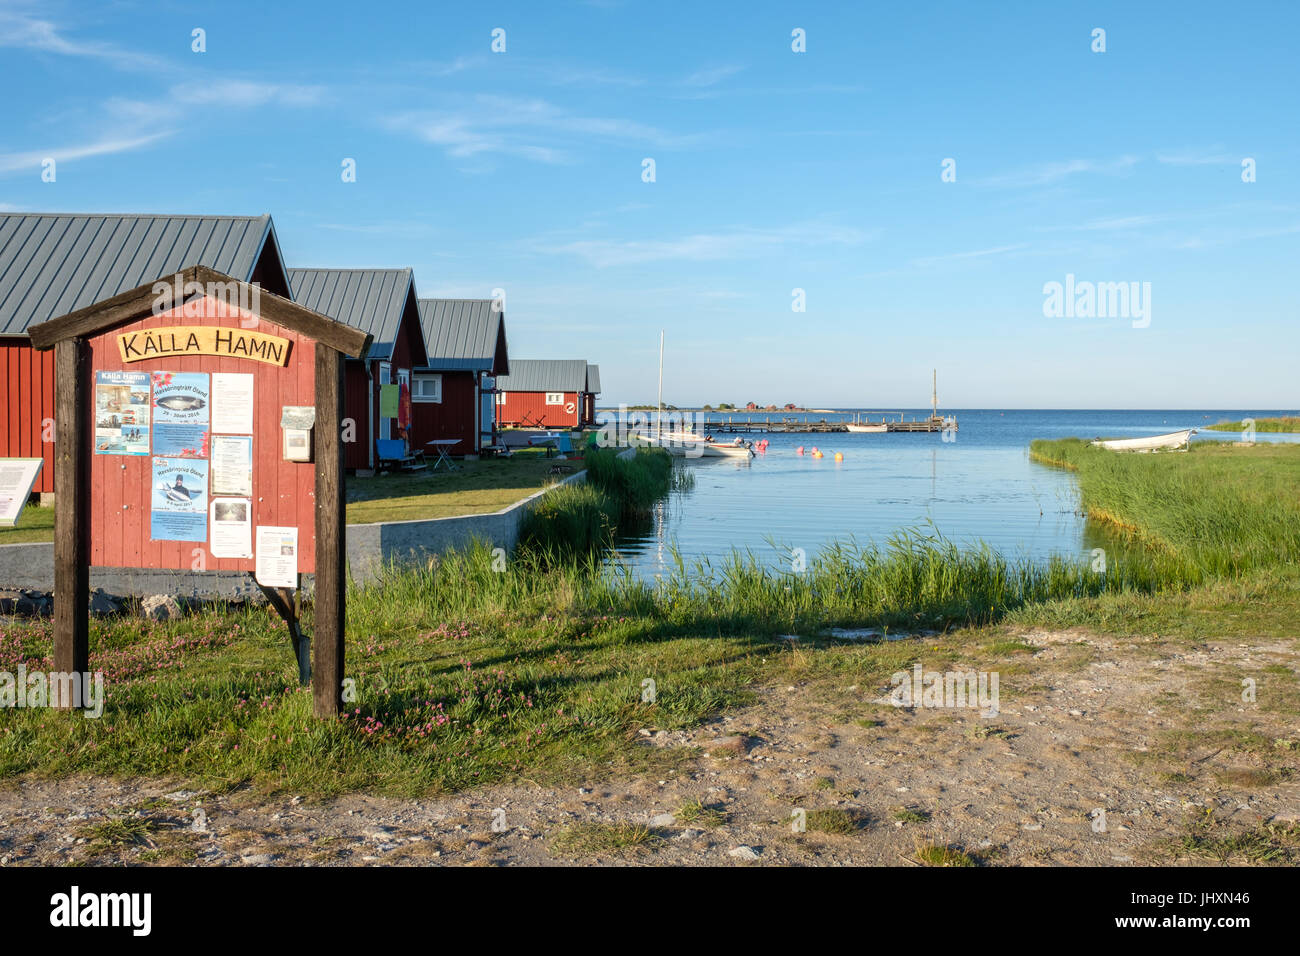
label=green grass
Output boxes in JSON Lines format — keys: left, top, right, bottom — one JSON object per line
{"left": 346, "top": 448, "right": 569, "bottom": 524}
{"left": 583, "top": 446, "right": 676, "bottom": 518}
{"left": 1205, "top": 416, "right": 1300, "bottom": 433}
{"left": 893, "top": 808, "right": 930, "bottom": 825}
{"left": 0, "top": 502, "right": 55, "bottom": 545}
{"left": 1029, "top": 438, "right": 1300, "bottom": 578}
{"left": 804, "top": 808, "right": 864, "bottom": 834}
{"left": 675, "top": 798, "right": 728, "bottom": 827}
{"left": 549, "top": 821, "right": 662, "bottom": 856}
{"left": 914, "top": 842, "right": 976, "bottom": 866}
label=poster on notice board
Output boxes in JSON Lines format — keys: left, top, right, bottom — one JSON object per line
{"left": 255, "top": 526, "right": 298, "bottom": 588}
{"left": 150, "top": 457, "right": 208, "bottom": 542}
{"left": 151, "top": 371, "right": 210, "bottom": 425}
{"left": 93, "top": 370, "right": 150, "bottom": 455}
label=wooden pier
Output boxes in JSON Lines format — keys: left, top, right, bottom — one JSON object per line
{"left": 701, "top": 371, "right": 957, "bottom": 435}
{"left": 703, "top": 415, "right": 955, "bottom": 434}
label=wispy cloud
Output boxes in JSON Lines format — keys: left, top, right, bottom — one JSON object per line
{"left": 682, "top": 64, "right": 744, "bottom": 87}
{"left": 534, "top": 222, "right": 874, "bottom": 267}
{"left": 977, "top": 155, "right": 1140, "bottom": 187}
{"left": 1036, "top": 214, "right": 1167, "bottom": 233}
{"left": 909, "top": 243, "right": 1027, "bottom": 267}
{"left": 1174, "top": 221, "right": 1300, "bottom": 250}
{"left": 0, "top": 8, "right": 168, "bottom": 72}
{"left": 1156, "top": 149, "right": 1237, "bottom": 166}
{"left": 385, "top": 94, "right": 699, "bottom": 164}
{"left": 0, "top": 132, "right": 172, "bottom": 174}
{"left": 171, "top": 80, "right": 325, "bottom": 109}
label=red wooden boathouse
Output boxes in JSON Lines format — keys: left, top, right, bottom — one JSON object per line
{"left": 0, "top": 214, "right": 291, "bottom": 499}
{"left": 494, "top": 359, "right": 601, "bottom": 429}
{"left": 411, "top": 298, "right": 510, "bottom": 456}
{"left": 289, "top": 268, "right": 427, "bottom": 473}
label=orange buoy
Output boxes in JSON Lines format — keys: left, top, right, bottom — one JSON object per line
{"left": 834, "top": 452, "right": 843, "bottom": 461}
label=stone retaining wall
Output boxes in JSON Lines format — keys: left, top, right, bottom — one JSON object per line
{"left": 0, "top": 470, "right": 587, "bottom": 600}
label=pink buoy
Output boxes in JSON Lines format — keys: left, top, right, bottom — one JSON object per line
{"left": 796, "top": 446, "right": 804, "bottom": 455}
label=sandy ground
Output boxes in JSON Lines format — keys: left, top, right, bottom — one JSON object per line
{"left": 2, "top": 627, "right": 1298, "bottom": 866}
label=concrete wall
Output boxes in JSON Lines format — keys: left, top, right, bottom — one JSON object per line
{"left": 0, "top": 470, "right": 586, "bottom": 599}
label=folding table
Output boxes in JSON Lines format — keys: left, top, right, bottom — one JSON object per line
{"left": 424, "top": 439, "right": 461, "bottom": 471}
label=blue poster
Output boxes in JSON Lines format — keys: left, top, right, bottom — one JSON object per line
{"left": 152, "top": 423, "right": 209, "bottom": 459}
{"left": 150, "top": 457, "right": 208, "bottom": 542}
{"left": 151, "top": 371, "right": 210, "bottom": 425}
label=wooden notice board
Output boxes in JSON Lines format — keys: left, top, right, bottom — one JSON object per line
{"left": 28, "top": 266, "right": 371, "bottom": 717}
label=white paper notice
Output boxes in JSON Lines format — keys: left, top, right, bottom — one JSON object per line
{"left": 0, "top": 458, "right": 44, "bottom": 527}
{"left": 255, "top": 525, "right": 298, "bottom": 588}
{"left": 210, "top": 435, "right": 253, "bottom": 496}
{"left": 210, "top": 498, "right": 252, "bottom": 558}
{"left": 211, "top": 372, "right": 255, "bottom": 434}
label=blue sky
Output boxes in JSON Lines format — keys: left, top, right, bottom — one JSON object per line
{"left": 2, "top": 0, "right": 1297, "bottom": 408}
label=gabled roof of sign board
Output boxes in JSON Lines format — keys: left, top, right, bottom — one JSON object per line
{"left": 494, "top": 358, "right": 590, "bottom": 393}
{"left": 289, "top": 268, "right": 419, "bottom": 361}
{"left": 0, "top": 213, "right": 283, "bottom": 336}
{"left": 416, "top": 298, "right": 508, "bottom": 372}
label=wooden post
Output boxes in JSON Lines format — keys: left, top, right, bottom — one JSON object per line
{"left": 52, "top": 338, "right": 90, "bottom": 702}
{"left": 312, "top": 346, "right": 346, "bottom": 717}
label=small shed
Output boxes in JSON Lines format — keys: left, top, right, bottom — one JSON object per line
{"left": 412, "top": 298, "right": 510, "bottom": 455}
{"left": 0, "top": 213, "right": 292, "bottom": 499}
{"left": 494, "top": 359, "right": 598, "bottom": 429}
{"left": 289, "top": 268, "right": 428, "bottom": 472}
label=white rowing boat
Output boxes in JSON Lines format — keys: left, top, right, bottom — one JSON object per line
{"left": 1090, "top": 429, "right": 1195, "bottom": 452}
{"left": 637, "top": 431, "right": 755, "bottom": 459}
{"left": 845, "top": 423, "right": 887, "bottom": 433}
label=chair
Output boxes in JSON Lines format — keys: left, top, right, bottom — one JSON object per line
{"left": 375, "top": 438, "right": 427, "bottom": 472}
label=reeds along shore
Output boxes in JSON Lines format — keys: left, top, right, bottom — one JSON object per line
{"left": 1029, "top": 437, "right": 1300, "bottom": 578}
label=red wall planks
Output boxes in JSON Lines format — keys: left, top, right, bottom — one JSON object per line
{"left": 0, "top": 340, "right": 56, "bottom": 492}
{"left": 409, "top": 370, "right": 477, "bottom": 454}
{"left": 86, "top": 297, "right": 317, "bottom": 573}
{"left": 496, "top": 391, "right": 581, "bottom": 428}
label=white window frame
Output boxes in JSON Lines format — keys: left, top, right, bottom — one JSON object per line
{"left": 496, "top": 392, "right": 507, "bottom": 405}
{"left": 413, "top": 373, "right": 442, "bottom": 403}
{"left": 545, "top": 392, "right": 564, "bottom": 405}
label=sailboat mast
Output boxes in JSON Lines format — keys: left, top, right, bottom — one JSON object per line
{"left": 932, "top": 368, "right": 938, "bottom": 420}
{"left": 656, "top": 329, "right": 664, "bottom": 442}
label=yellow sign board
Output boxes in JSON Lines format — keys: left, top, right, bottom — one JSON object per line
{"left": 117, "top": 327, "right": 292, "bottom": 366}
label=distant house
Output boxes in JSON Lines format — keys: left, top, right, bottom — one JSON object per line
{"left": 289, "top": 268, "right": 427, "bottom": 472}
{"left": 745, "top": 401, "right": 758, "bottom": 410}
{"left": 494, "top": 359, "right": 600, "bottom": 429}
{"left": 411, "top": 299, "right": 510, "bottom": 455}
{"left": 0, "top": 213, "right": 292, "bottom": 498}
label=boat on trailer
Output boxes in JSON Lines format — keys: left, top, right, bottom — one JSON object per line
{"left": 1090, "top": 429, "right": 1195, "bottom": 452}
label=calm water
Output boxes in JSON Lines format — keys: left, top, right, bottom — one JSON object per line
{"left": 604, "top": 409, "right": 1299, "bottom": 577}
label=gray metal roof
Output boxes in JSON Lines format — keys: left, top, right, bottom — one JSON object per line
{"left": 495, "top": 359, "right": 590, "bottom": 393}
{"left": 416, "top": 298, "right": 504, "bottom": 371}
{"left": 587, "top": 364, "right": 601, "bottom": 394}
{"left": 0, "top": 213, "right": 274, "bottom": 336}
{"left": 289, "top": 268, "right": 415, "bottom": 361}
